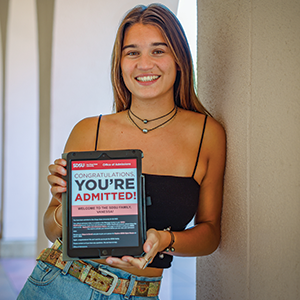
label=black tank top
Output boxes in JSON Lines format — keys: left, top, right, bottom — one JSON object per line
{"left": 95, "top": 114, "right": 208, "bottom": 268}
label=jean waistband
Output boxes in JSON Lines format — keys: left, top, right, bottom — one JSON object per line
{"left": 37, "top": 239, "right": 161, "bottom": 297}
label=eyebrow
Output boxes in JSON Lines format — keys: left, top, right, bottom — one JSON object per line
{"left": 122, "top": 42, "right": 168, "bottom": 51}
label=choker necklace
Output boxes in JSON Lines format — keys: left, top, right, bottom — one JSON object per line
{"left": 129, "top": 106, "right": 176, "bottom": 124}
{"left": 128, "top": 106, "right": 178, "bottom": 134}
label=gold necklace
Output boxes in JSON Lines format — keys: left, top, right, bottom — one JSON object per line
{"left": 128, "top": 106, "right": 178, "bottom": 134}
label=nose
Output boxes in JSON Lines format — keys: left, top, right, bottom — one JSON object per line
{"left": 137, "top": 53, "right": 154, "bottom": 70}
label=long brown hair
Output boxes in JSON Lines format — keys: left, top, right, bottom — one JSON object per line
{"left": 111, "top": 3, "right": 209, "bottom": 115}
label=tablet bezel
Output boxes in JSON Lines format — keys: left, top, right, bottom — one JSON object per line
{"left": 62, "top": 149, "right": 146, "bottom": 260}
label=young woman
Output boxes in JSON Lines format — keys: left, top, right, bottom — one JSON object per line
{"left": 18, "top": 4, "right": 225, "bottom": 299}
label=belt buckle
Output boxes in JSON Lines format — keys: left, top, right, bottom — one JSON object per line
{"left": 96, "top": 267, "right": 118, "bottom": 296}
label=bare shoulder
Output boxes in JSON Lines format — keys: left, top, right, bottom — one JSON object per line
{"left": 179, "top": 109, "right": 226, "bottom": 155}
{"left": 179, "top": 109, "right": 225, "bottom": 137}
{"left": 64, "top": 116, "right": 100, "bottom": 152}
{"left": 101, "top": 111, "right": 127, "bottom": 125}
{"left": 184, "top": 112, "right": 226, "bottom": 185}
{"left": 204, "top": 116, "right": 226, "bottom": 145}
{"left": 201, "top": 115, "right": 226, "bottom": 167}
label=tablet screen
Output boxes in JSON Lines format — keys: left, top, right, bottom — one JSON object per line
{"left": 69, "top": 157, "right": 140, "bottom": 251}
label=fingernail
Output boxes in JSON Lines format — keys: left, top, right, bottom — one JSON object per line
{"left": 107, "top": 259, "right": 113, "bottom": 264}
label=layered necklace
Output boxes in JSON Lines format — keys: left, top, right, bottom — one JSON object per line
{"left": 128, "top": 105, "right": 178, "bottom": 134}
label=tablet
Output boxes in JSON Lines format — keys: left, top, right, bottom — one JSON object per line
{"left": 61, "top": 149, "right": 146, "bottom": 260}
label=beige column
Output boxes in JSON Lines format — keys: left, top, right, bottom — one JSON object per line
{"left": 197, "top": 0, "right": 300, "bottom": 299}
{"left": 0, "top": 0, "right": 9, "bottom": 241}
{"left": 36, "top": 0, "right": 55, "bottom": 254}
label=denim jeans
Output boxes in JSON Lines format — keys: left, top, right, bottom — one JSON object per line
{"left": 17, "top": 259, "right": 162, "bottom": 300}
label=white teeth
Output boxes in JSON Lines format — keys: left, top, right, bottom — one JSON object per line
{"left": 136, "top": 75, "right": 159, "bottom": 82}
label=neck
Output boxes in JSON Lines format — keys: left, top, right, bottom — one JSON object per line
{"left": 130, "top": 99, "right": 175, "bottom": 120}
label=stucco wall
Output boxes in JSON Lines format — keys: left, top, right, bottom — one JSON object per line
{"left": 197, "top": 0, "right": 300, "bottom": 299}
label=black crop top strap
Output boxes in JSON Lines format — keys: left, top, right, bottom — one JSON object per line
{"left": 192, "top": 114, "right": 208, "bottom": 178}
{"left": 94, "top": 115, "right": 102, "bottom": 151}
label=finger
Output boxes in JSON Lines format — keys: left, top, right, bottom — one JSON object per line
{"left": 105, "top": 257, "right": 136, "bottom": 269}
{"left": 54, "top": 158, "right": 67, "bottom": 167}
{"left": 143, "top": 229, "right": 160, "bottom": 254}
{"left": 106, "top": 256, "right": 148, "bottom": 270}
{"left": 51, "top": 185, "right": 67, "bottom": 196}
{"left": 106, "top": 255, "right": 154, "bottom": 270}
{"left": 47, "top": 174, "right": 67, "bottom": 187}
{"left": 50, "top": 187, "right": 65, "bottom": 203}
{"left": 123, "top": 257, "right": 144, "bottom": 269}
{"left": 121, "top": 256, "right": 151, "bottom": 270}
{"left": 48, "top": 164, "right": 67, "bottom": 177}
{"left": 143, "top": 240, "right": 153, "bottom": 254}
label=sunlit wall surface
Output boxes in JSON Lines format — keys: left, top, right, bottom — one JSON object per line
{"left": 177, "top": 0, "right": 197, "bottom": 76}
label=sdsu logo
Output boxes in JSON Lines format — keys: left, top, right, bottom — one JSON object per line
{"left": 73, "top": 163, "right": 85, "bottom": 168}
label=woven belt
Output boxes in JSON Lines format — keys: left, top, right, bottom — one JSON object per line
{"left": 37, "top": 240, "right": 160, "bottom": 297}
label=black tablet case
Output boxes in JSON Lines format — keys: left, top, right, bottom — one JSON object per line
{"left": 61, "top": 150, "right": 146, "bottom": 261}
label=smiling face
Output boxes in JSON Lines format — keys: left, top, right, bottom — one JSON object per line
{"left": 120, "top": 23, "right": 177, "bottom": 105}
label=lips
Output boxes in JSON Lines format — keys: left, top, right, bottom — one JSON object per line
{"left": 135, "top": 75, "right": 160, "bottom": 82}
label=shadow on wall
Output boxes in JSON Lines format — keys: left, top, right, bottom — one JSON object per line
{"left": 197, "top": 1, "right": 252, "bottom": 298}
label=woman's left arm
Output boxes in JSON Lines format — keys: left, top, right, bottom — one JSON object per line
{"left": 144, "top": 117, "right": 226, "bottom": 258}
{"left": 170, "top": 117, "right": 226, "bottom": 256}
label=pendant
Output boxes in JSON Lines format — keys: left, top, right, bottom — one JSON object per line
{"left": 142, "top": 128, "right": 148, "bottom": 134}
{"left": 143, "top": 119, "right": 148, "bottom": 124}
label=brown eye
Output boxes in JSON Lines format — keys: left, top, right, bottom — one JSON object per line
{"left": 127, "top": 51, "right": 139, "bottom": 56}
{"left": 153, "top": 50, "right": 164, "bottom": 55}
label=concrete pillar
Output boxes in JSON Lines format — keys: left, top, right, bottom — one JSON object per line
{"left": 0, "top": 0, "right": 9, "bottom": 241}
{"left": 36, "top": 0, "right": 55, "bottom": 254}
{"left": 197, "top": 0, "right": 300, "bottom": 299}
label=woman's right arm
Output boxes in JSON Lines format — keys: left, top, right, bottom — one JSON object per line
{"left": 44, "top": 159, "right": 67, "bottom": 242}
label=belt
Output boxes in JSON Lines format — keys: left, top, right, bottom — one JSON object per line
{"left": 37, "top": 240, "right": 161, "bottom": 297}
